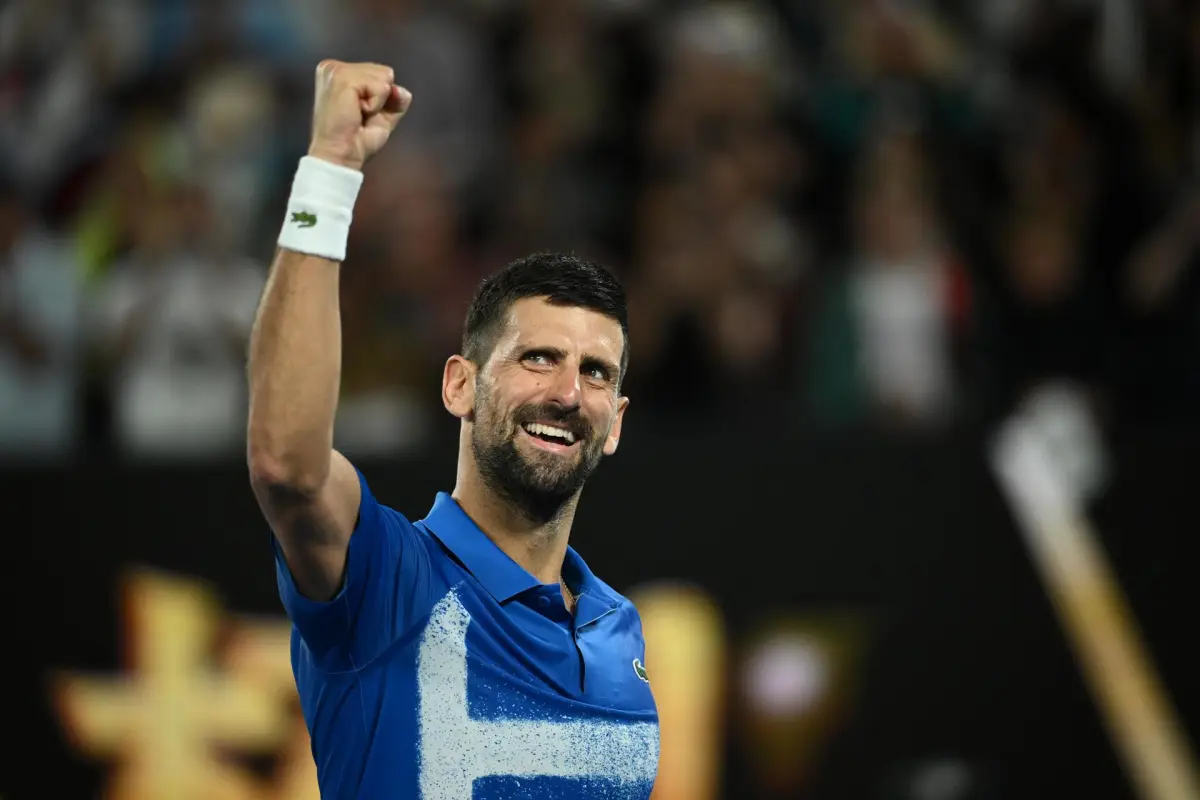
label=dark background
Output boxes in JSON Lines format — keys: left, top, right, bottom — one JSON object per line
{"left": 9, "top": 426, "right": 1198, "bottom": 799}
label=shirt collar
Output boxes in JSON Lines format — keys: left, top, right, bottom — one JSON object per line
{"left": 421, "top": 492, "right": 622, "bottom": 621}
{"left": 562, "top": 544, "right": 622, "bottom": 627}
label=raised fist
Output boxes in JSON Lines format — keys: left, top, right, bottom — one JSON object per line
{"left": 308, "top": 60, "right": 412, "bottom": 172}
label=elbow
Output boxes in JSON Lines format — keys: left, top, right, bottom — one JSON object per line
{"left": 246, "top": 438, "right": 329, "bottom": 502}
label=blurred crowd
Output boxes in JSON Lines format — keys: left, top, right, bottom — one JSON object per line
{"left": 2, "top": 0, "right": 1199, "bottom": 462}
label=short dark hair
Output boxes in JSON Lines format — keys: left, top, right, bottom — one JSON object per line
{"left": 462, "top": 252, "right": 629, "bottom": 381}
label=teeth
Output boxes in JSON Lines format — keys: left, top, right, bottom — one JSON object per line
{"left": 524, "top": 423, "right": 576, "bottom": 444}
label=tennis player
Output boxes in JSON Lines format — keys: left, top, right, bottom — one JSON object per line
{"left": 247, "top": 60, "right": 659, "bottom": 799}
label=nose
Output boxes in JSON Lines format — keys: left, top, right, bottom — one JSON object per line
{"left": 544, "top": 362, "right": 582, "bottom": 409}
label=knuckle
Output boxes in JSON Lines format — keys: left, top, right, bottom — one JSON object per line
{"left": 368, "top": 63, "right": 394, "bottom": 81}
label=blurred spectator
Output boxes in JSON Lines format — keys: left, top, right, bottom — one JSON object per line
{"left": 317, "top": 0, "right": 498, "bottom": 201}
{"left": 627, "top": 2, "right": 807, "bottom": 414}
{"left": 1, "top": 0, "right": 1200, "bottom": 461}
{"left": 73, "top": 109, "right": 181, "bottom": 283}
{"left": 147, "top": 0, "right": 304, "bottom": 71}
{"left": 973, "top": 87, "right": 1113, "bottom": 419}
{"left": 804, "top": 127, "right": 970, "bottom": 429}
{"left": 91, "top": 182, "right": 263, "bottom": 459}
{"left": 645, "top": 2, "right": 798, "bottom": 171}
{"left": 180, "top": 63, "right": 285, "bottom": 256}
{"left": 486, "top": 0, "right": 646, "bottom": 259}
{"left": 0, "top": 186, "right": 83, "bottom": 458}
{"left": 0, "top": 0, "right": 149, "bottom": 198}
{"left": 335, "top": 148, "right": 477, "bottom": 456}
{"left": 976, "top": 202, "right": 1100, "bottom": 418}
{"left": 1114, "top": 187, "right": 1200, "bottom": 421}
{"left": 810, "top": 0, "right": 971, "bottom": 156}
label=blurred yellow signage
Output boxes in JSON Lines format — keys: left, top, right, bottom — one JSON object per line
{"left": 55, "top": 570, "right": 318, "bottom": 800}
{"left": 54, "top": 570, "right": 866, "bottom": 800}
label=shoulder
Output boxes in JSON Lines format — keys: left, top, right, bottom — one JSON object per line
{"left": 363, "top": 485, "right": 435, "bottom": 541}
{"left": 352, "top": 469, "right": 440, "bottom": 550}
{"left": 591, "top": 574, "right": 632, "bottom": 608}
{"left": 593, "top": 578, "right": 645, "bottom": 626}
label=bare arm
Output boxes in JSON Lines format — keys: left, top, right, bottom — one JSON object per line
{"left": 247, "top": 247, "right": 361, "bottom": 601}
{"left": 246, "top": 60, "right": 410, "bottom": 601}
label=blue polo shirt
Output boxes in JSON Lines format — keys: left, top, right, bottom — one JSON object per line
{"left": 274, "top": 469, "right": 660, "bottom": 799}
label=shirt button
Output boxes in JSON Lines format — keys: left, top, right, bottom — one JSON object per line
{"left": 537, "top": 596, "right": 551, "bottom": 608}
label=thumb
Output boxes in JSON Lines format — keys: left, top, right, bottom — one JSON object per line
{"left": 377, "top": 84, "right": 413, "bottom": 130}
{"left": 360, "top": 81, "right": 393, "bottom": 114}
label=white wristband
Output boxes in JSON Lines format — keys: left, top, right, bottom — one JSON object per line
{"left": 277, "top": 156, "right": 364, "bottom": 262}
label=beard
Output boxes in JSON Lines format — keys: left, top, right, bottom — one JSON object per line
{"left": 471, "top": 388, "right": 608, "bottom": 524}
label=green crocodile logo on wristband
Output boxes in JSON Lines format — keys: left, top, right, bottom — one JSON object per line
{"left": 290, "top": 211, "right": 317, "bottom": 228}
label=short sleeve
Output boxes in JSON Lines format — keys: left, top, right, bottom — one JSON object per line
{"left": 273, "top": 469, "right": 435, "bottom": 671}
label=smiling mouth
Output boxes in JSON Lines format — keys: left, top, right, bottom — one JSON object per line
{"left": 521, "top": 422, "right": 580, "bottom": 449}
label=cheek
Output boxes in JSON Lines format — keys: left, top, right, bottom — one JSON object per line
{"left": 481, "top": 383, "right": 527, "bottom": 427}
{"left": 502, "top": 373, "right": 548, "bottom": 408}
{"left": 589, "top": 396, "right": 619, "bottom": 434}
{"left": 483, "top": 393, "right": 514, "bottom": 426}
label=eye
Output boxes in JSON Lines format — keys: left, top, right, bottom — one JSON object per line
{"left": 583, "top": 363, "right": 612, "bottom": 383}
{"left": 522, "top": 351, "right": 554, "bottom": 367}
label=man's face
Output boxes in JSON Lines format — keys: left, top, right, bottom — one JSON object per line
{"left": 470, "top": 297, "right": 628, "bottom": 519}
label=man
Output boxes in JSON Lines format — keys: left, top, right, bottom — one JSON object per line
{"left": 247, "top": 61, "right": 660, "bottom": 799}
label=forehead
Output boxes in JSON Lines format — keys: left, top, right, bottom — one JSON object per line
{"left": 496, "top": 297, "right": 623, "bottom": 362}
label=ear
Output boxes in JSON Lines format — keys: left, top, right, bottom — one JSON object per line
{"left": 442, "top": 355, "right": 476, "bottom": 419}
{"left": 603, "top": 395, "right": 630, "bottom": 456}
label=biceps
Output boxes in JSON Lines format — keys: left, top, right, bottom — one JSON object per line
{"left": 256, "top": 450, "right": 362, "bottom": 601}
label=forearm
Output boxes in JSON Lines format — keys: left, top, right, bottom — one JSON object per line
{"left": 246, "top": 61, "right": 406, "bottom": 499}
{"left": 246, "top": 247, "right": 343, "bottom": 493}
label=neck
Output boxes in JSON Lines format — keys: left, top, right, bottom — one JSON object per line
{"left": 451, "top": 449, "right": 579, "bottom": 587}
